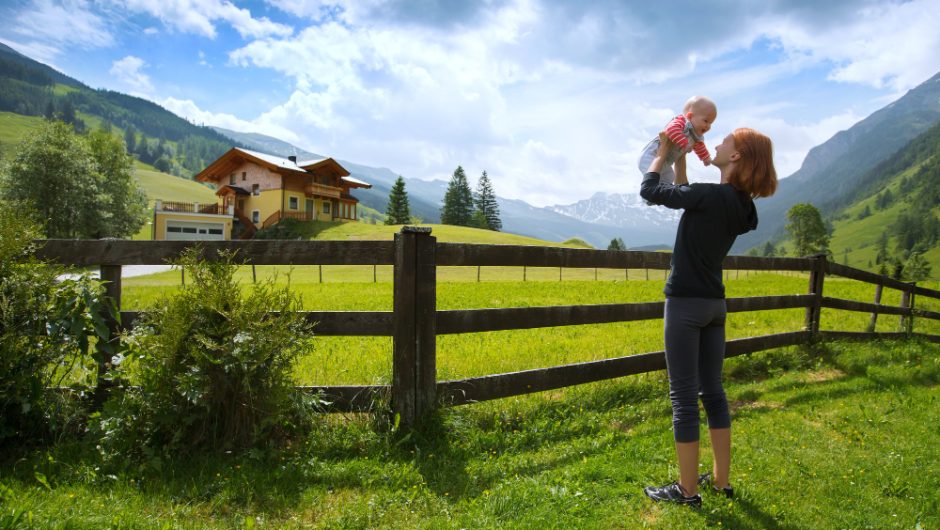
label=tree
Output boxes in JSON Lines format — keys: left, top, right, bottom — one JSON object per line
{"left": 607, "top": 237, "right": 626, "bottom": 251}
{"left": 0, "top": 121, "right": 147, "bottom": 239}
{"left": 904, "top": 252, "right": 932, "bottom": 281}
{"left": 785, "top": 203, "right": 829, "bottom": 257}
{"left": 440, "top": 165, "right": 474, "bottom": 226}
{"left": 875, "top": 231, "right": 889, "bottom": 264}
{"left": 762, "top": 241, "right": 776, "bottom": 257}
{"left": 473, "top": 170, "right": 502, "bottom": 231}
{"left": 124, "top": 125, "right": 137, "bottom": 155}
{"left": 86, "top": 129, "right": 149, "bottom": 238}
{"left": 384, "top": 176, "right": 411, "bottom": 225}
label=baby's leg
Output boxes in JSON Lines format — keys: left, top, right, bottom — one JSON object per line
{"left": 638, "top": 139, "right": 676, "bottom": 185}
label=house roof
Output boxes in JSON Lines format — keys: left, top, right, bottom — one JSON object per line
{"left": 341, "top": 176, "right": 372, "bottom": 189}
{"left": 195, "top": 147, "right": 361, "bottom": 185}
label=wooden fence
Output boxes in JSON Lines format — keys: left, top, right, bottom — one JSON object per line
{"left": 35, "top": 228, "right": 940, "bottom": 427}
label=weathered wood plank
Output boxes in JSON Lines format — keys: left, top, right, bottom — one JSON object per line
{"left": 34, "top": 239, "right": 396, "bottom": 266}
{"left": 437, "top": 296, "right": 812, "bottom": 335}
{"left": 912, "top": 284, "right": 940, "bottom": 300}
{"left": 437, "top": 302, "right": 664, "bottom": 334}
{"left": 725, "top": 295, "right": 813, "bottom": 312}
{"left": 120, "top": 311, "right": 394, "bottom": 336}
{"left": 722, "top": 255, "right": 812, "bottom": 271}
{"left": 414, "top": 230, "right": 437, "bottom": 419}
{"left": 914, "top": 308, "right": 940, "bottom": 321}
{"left": 821, "top": 297, "right": 910, "bottom": 316}
{"left": 297, "top": 385, "right": 388, "bottom": 412}
{"left": 392, "top": 229, "right": 419, "bottom": 427}
{"left": 438, "top": 331, "right": 810, "bottom": 405}
{"left": 827, "top": 262, "right": 914, "bottom": 292}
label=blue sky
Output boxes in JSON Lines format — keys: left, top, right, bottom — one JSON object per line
{"left": 2, "top": 0, "right": 940, "bottom": 207}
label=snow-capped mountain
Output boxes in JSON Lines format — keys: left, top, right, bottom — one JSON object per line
{"left": 548, "top": 192, "right": 681, "bottom": 230}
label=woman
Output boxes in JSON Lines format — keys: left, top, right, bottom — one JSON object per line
{"left": 639, "top": 128, "right": 777, "bottom": 507}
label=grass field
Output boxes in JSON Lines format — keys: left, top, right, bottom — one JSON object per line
{"left": 2, "top": 338, "right": 938, "bottom": 528}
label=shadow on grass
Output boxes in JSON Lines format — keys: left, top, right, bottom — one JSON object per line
{"left": 702, "top": 496, "right": 803, "bottom": 530}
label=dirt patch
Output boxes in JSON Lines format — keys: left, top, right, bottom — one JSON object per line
{"left": 804, "top": 367, "right": 845, "bottom": 383}
{"left": 730, "top": 400, "right": 784, "bottom": 412}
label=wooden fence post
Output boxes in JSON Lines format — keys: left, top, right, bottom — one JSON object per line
{"left": 867, "top": 284, "right": 883, "bottom": 332}
{"left": 899, "top": 283, "right": 915, "bottom": 334}
{"left": 392, "top": 227, "right": 437, "bottom": 428}
{"left": 804, "top": 254, "right": 827, "bottom": 336}
{"left": 95, "top": 264, "right": 122, "bottom": 409}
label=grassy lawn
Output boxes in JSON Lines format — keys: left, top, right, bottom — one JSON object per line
{"left": 2, "top": 339, "right": 938, "bottom": 528}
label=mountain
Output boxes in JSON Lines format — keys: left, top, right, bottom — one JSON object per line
{"left": 548, "top": 192, "right": 681, "bottom": 231}
{"left": 735, "top": 70, "right": 940, "bottom": 251}
{"left": 0, "top": 43, "right": 238, "bottom": 176}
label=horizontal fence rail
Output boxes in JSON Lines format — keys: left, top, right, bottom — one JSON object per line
{"left": 31, "top": 233, "right": 940, "bottom": 427}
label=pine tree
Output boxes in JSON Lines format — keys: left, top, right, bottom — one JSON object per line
{"left": 607, "top": 238, "right": 626, "bottom": 251}
{"left": 441, "top": 166, "right": 473, "bottom": 226}
{"left": 385, "top": 176, "right": 411, "bottom": 225}
{"left": 473, "top": 170, "right": 502, "bottom": 231}
{"left": 124, "top": 125, "right": 137, "bottom": 155}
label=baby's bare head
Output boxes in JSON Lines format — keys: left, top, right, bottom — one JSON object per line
{"left": 684, "top": 95, "right": 716, "bottom": 116}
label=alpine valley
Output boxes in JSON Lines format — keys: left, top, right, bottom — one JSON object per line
{"left": 3, "top": 40, "right": 940, "bottom": 270}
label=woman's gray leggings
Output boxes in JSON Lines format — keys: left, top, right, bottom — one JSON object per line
{"left": 664, "top": 297, "right": 731, "bottom": 443}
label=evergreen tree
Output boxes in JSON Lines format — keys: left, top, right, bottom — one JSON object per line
{"left": 43, "top": 100, "right": 55, "bottom": 120}
{"left": 785, "top": 203, "right": 830, "bottom": 256}
{"left": 875, "top": 231, "right": 889, "bottom": 264}
{"left": 607, "top": 238, "right": 626, "bottom": 251}
{"left": 124, "top": 125, "right": 137, "bottom": 155}
{"left": 384, "top": 176, "right": 411, "bottom": 225}
{"left": 440, "top": 165, "right": 473, "bottom": 226}
{"left": 473, "top": 170, "right": 502, "bottom": 231}
{"left": 904, "top": 252, "right": 932, "bottom": 281}
{"left": 762, "top": 241, "right": 776, "bottom": 257}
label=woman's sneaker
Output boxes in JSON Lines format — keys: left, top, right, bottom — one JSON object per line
{"left": 643, "top": 482, "right": 702, "bottom": 508}
{"left": 698, "top": 472, "right": 734, "bottom": 499}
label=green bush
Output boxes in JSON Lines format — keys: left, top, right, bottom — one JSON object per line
{"left": 96, "top": 248, "right": 317, "bottom": 459}
{"left": 0, "top": 206, "right": 109, "bottom": 445}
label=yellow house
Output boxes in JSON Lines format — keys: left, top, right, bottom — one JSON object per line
{"left": 152, "top": 148, "right": 371, "bottom": 240}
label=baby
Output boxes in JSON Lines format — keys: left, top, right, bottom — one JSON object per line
{"left": 638, "top": 96, "right": 717, "bottom": 186}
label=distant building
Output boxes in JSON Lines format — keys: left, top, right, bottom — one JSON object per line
{"left": 152, "top": 148, "right": 371, "bottom": 240}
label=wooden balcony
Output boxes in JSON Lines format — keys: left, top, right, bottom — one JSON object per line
{"left": 156, "top": 200, "right": 226, "bottom": 215}
{"left": 305, "top": 182, "right": 342, "bottom": 199}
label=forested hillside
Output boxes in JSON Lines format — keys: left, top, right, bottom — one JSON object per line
{"left": 0, "top": 43, "right": 237, "bottom": 177}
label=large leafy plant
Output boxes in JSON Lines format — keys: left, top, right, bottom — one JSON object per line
{"left": 0, "top": 205, "right": 111, "bottom": 445}
{"left": 99, "top": 248, "right": 316, "bottom": 457}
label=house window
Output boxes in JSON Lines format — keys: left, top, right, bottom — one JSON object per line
{"left": 289, "top": 197, "right": 299, "bottom": 210}
{"left": 252, "top": 210, "right": 260, "bottom": 224}
{"left": 252, "top": 184, "right": 260, "bottom": 196}
{"left": 323, "top": 202, "right": 331, "bottom": 214}
{"left": 229, "top": 173, "right": 236, "bottom": 185}
{"left": 241, "top": 172, "right": 247, "bottom": 181}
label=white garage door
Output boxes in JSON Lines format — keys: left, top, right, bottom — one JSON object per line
{"left": 165, "top": 220, "right": 225, "bottom": 241}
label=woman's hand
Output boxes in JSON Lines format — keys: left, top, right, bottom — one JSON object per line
{"left": 647, "top": 132, "right": 674, "bottom": 174}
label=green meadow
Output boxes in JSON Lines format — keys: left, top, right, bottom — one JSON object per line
{"left": 6, "top": 223, "right": 940, "bottom": 528}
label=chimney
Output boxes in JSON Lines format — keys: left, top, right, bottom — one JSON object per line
{"left": 288, "top": 155, "right": 297, "bottom": 163}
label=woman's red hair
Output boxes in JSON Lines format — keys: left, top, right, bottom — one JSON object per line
{"left": 728, "top": 128, "right": 777, "bottom": 198}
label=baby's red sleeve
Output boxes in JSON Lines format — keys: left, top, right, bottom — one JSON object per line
{"left": 664, "top": 116, "right": 690, "bottom": 150}
{"left": 692, "top": 140, "right": 711, "bottom": 163}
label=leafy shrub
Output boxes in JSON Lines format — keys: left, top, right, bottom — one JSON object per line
{"left": 0, "top": 205, "right": 109, "bottom": 445}
{"left": 96, "top": 248, "right": 317, "bottom": 459}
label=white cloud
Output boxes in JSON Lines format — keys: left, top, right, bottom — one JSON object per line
{"left": 161, "top": 96, "right": 302, "bottom": 144}
{"left": 173, "top": 1, "right": 940, "bottom": 206}
{"left": 8, "top": 0, "right": 113, "bottom": 59}
{"left": 109, "top": 55, "right": 153, "bottom": 94}
{"left": 115, "top": 0, "right": 293, "bottom": 39}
